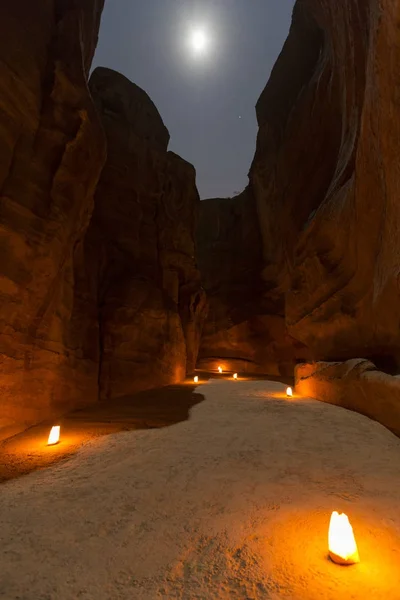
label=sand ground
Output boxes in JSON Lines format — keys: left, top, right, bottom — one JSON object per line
{"left": 1, "top": 378, "right": 400, "bottom": 600}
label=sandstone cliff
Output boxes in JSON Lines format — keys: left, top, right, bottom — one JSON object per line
{"left": 196, "top": 188, "right": 303, "bottom": 375}
{"left": 194, "top": 0, "right": 400, "bottom": 437}
{"left": 196, "top": 0, "right": 400, "bottom": 435}
{"left": 252, "top": 0, "right": 400, "bottom": 371}
{"left": 199, "top": 0, "right": 400, "bottom": 381}
{"left": 0, "top": 8, "right": 205, "bottom": 439}
{"left": 88, "top": 67, "right": 206, "bottom": 401}
{"left": 295, "top": 360, "right": 400, "bottom": 438}
{"left": 0, "top": 0, "right": 106, "bottom": 439}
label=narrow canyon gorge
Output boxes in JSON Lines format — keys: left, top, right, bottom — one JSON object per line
{"left": 1, "top": 0, "right": 400, "bottom": 441}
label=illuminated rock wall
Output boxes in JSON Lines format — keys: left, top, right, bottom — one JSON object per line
{"left": 0, "top": 0, "right": 106, "bottom": 439}
{"left": 295, "top": 360, "right": 400, "bottom": 438}
{"left": 198, "top": 0, "right": 400, "bottom": 379}
{"left": 0, "top": 10, "right": 205, "bottom": 438}
{"left": 197, "top": 0, "right": 400, "bottom": 434}
{"left": 252, "top": 0, "right": 400, "bottom": 368}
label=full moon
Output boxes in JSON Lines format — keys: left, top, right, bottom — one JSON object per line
{"left": 190, "top": 28, "right": 208, "bottom": 55}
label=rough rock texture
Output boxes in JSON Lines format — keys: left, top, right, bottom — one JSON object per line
{"left": 0, "top": 8, "right": 204, "bottom": 438}
{"left": 88, "top": 68, "right": 206, "bottom": 401}
{"left": 295, "top": 360, "right": 400, "bottom": 438}
{"left": 250, "top": 0, "right": 400, "bottom": 369}
{"left": 0, "top": 0, "right": 106, "bottom": 439}
{"left": 197, "top": 0, "right": 400, "bottom": 432}
{"left": 196, "top": 189, "right": 303, "bottom": 375}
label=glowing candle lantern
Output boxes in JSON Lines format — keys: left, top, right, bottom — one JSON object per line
{"left": 194, "top": 375, "right": 199, "bottom": 383}
{"left": 233, "top": 373, "right": 238, "bottom": 380}
{"left": 328, "top": 511, "right": 360, "bottom": 565}
{"left": 286, "top": 387, "right": 293, "bottom": 397}
{"left": 47, "top": 425, "right": 60, "bottom": 446}
{"left": 218, "top": 366, "right": 223, "bottom": 373}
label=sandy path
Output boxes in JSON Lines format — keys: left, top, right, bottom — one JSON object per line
{"left": 0, "top": 379, "right": 400, "bottom": 600}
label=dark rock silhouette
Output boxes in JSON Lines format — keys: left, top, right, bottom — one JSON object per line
{"left": 196, "top": 188, "right": 304, "bottom": 375}
{"left": 88, "top": 67, "right": 206, "bottom": 401}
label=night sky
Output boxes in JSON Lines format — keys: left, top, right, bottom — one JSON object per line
{"left": 92, "top": 0, "right": 295, "bottom": 199}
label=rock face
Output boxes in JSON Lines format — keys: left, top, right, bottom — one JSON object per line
{"left": 88, "top": 68, "right": 206, "bottom": 401}
{"left": 0, "top": 8, "right": 205, "bottom": 438}
{"left": 197, "top": 0, "right": 400, "bottom": 432}
{"left": 0, "top": 0, "right": 106, "bottom": 438}
{"left": 251, "top": 0, "right": 400, "bottom": 370}
{"left": 295, "top": 360, "right": 400, "bottom": 438}
{"left": 200, "top": 0, "right": 400, "bottom": 375}
{"left": 196, "top": 188, "right": 302, "bottom": 375}
{"left": 248, "top": 0, "right": 400, "bottom": 434}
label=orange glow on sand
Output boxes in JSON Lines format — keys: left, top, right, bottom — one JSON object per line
{"left": 47, "top": 425, "right": 60, "bottom": 446}
{"left": 328, "top": 511, "right": 360, "bottom": 565}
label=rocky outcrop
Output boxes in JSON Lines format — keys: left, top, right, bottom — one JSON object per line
{"left": 200, "top": 0, "right": 400, "bottom": 366}
{"left": 251, "top": 0, "right": 400, "bottom": 369}
{"left": 197, "top": 0, "right": 400, "bottom": 433}
{"left": 196, "top": 188, "right": 303, "bottom": 375}
{"left": 295, "top": 360, "right": 400, "bottom": 438}
{"left": 0, "top": 7, "right": 205, "bottom": 439}
{"left": 0, "top": 0, "right": 106, "bottom": 439}
{"left": 246, "top": 0, "right": 400, "bottom": 433}
{"left": 88, "top": 68, "right": 206, "bottom": 401}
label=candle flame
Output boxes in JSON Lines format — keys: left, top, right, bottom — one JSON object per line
{"left": 194, "top": 375, "right": 199, "bottom": 383}
{"left": 47, "top": 425, "right": 60, "bottom": 446}
{"left": 286, "top": 387, "right": 293, "bottom": 397}
{"left": 328, "top": 511, "right": 360, "bottom": 565}
{"left": 218, "top": 366, "right": 223, "bottom": 373}
{"left": 233, "top": 373, "right": 238, "bottom": 379}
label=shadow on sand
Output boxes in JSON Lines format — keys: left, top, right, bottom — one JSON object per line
{"left": 0, "top": 383, "right": 205, "bottom": 484}
{"left": 68, "top": 384, "right": 205, "bottom": 429}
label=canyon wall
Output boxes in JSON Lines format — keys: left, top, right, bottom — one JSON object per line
{"left": 3, "top": 0, "right": 399, "bottom": 438}
{"left": 87, "top": 67, "right": 206, "bottom": 401}
{"left": 295, "top": 360, "right": 400, "bottom": 438}
{"left": 196, "top": 188, "right": 303, "bottom": 375}
{"left": 0, "top": 0, "right": 106, "bottom": 439}
{"left": 252, "top": 0, "right": 400, "bottom": 433}
{"left": 197, "top": 0, "right": 400, "bottom": 434}
{"left": 251, "top": 0, "right": 400, "bottom": 370}
{"left": 0, "top": 8, "right": 205, "bottom": 439}
{"left": 198, "top": 0, "right": 400, "bottom": 379}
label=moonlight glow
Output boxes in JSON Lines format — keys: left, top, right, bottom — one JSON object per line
{"left": 189, "top": 28, "right": 209, "bottom": 55}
